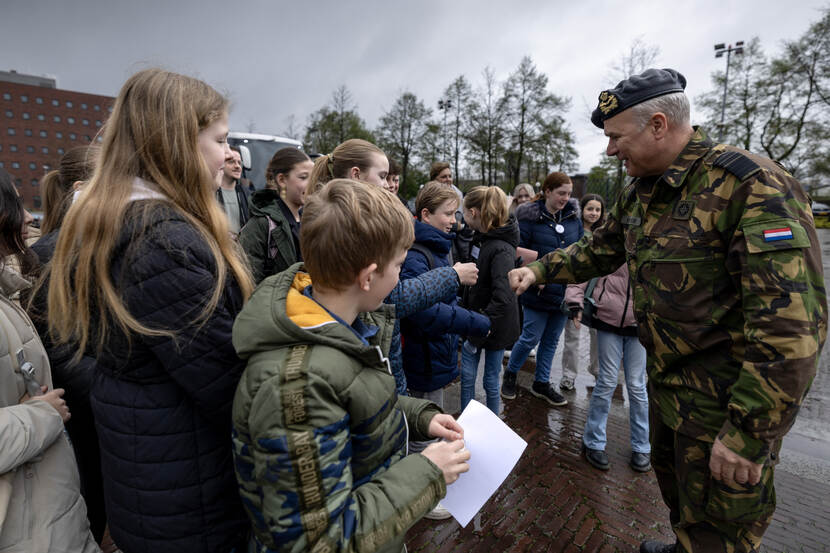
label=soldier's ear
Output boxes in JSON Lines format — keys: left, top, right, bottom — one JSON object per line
{"left": 650, "top": 112, "right": 669, "bottom": 140}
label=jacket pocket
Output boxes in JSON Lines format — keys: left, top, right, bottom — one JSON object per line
{"left": 638, "top": 252, "right": 723, "bottom": 323}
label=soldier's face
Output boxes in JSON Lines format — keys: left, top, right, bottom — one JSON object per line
{"left": 603, "top": 110, "right": 659, "bottom": 177}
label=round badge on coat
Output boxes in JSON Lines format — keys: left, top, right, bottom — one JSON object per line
{"left": 555, "top": 224, "right": 565, "bottom": 234}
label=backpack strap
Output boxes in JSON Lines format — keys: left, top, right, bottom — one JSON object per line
{"left": 408, "top": 243, "right": 436, "bottom": 270}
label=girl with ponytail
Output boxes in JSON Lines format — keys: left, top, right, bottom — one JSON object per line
{"left": 308, "top": 138, "right": 389, "bottom": 193}
{"left": 459, "top": 185, "right": 521, "bottom": 414}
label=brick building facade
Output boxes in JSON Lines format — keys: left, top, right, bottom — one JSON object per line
{"left": 0, "top": 70, "right": 113, "bottom": 213}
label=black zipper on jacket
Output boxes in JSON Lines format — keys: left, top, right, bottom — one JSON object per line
{"left": 620, "top": 277, "right": 631, "bottom": 328}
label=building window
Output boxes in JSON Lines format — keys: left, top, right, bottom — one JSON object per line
{"left": 66, "top": 101, "right": 73, "bottom": 108}
{"left": 107, "top": 106, "right": 112, "bottom": 113}
{"left": 94, "top": 105, "right": 100, "bottom": 111}
{"left": 28, "top": 162, "right": 36, "bottom": 170}
{"left": 81, "top": 103, "right": 88, "bottom": 109}
{"left": 9, "top": 144, "right": 17, "bottom": 152}
{"left": 55, "top": 131, "right": 63, "bottom": 139}
{"left": 26, "top": 146, "right": 34, "bottom": 153}
{"left": 67, "top": 117, "right": 75, "bottom": 124}
{"left": 2, "top": 93, "right": 10, "bottom": 100}
{"left": 53, "top": 115, "right": 61, "bottom": 123}
{"left": 4, "top": 110, "right": 11, "bottom": 118}
{"left": 20, "top": 95, "right": 28, "bottom": 103}
{"left": 31, "top": 179, "right": 38, "bottom": 186}
{"left": 69, "top": 133, "right": 77, "bottom": 140}
{"left": 0, "top": 162, "right": 3, "bottom": 168}
{"left": 7, "top": 128, "right": 15, "bottom": 135}
{"left": 96, "top": 136, "right": 103, "bottom": 143}
{"left": 52, "top": 99, "right": 59, "bottom": 106}
{"left": 24, "top": 129, "right": 32, "bottom": 136}
{"left": 35, "top": 97, "right": 43, "bottom": 104}
{"left": 11, "top": 162, "right": 20, "bottom": 169}
{"left": 43, "top": 164, "right": 51, "bottom": 171}
{"left": 23, "top": 113, "right": 31, "bottom": 120}
{"left": 39, "top": 130, "right": 47, "bottom": 137}
{"left": 82, "top": 119, "right": 89, "bottom": 126}
{"left": 37, "top": 114, "right": 45, "bottom": 121}
{"left": 33, "top": 196, "right": 42, "bottom": 209}
{"left": 84, "top": 135, "right": 91, "bottom": 141}
{"left": 57, "top": 147, "right": 64, "bottom": 155}
{"left": 41, "top": 147, "right": 49, "bottom": 154}
{"left": 95, "top": 120, "right": 102, "bottom": 127}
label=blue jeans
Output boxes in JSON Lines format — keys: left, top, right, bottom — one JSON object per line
{"left": 506, "top": 305, "right": 567, "bottom": 383}
{"left": 460, "top": 341, "right": 504, "bottom": 414}
{"left": 583, "top": 330, "right": 650, "bottom": 453}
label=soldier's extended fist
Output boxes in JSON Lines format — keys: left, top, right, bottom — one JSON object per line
{"left": 508, "top": 267, "right": 537, "bottom": 295}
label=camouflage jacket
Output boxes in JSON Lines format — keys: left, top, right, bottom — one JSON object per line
{"left": 528, "top": 127, "right": 827, "bottom": 464}
{"left": 232, "top": 264, "right": 445, "bottom": 553}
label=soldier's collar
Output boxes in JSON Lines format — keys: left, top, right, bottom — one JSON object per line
{"left": 659, "top": 127, "right": 713, "bottom": 189}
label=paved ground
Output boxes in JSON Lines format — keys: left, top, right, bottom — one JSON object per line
{"left": 405, "top": 228, "right": 830, "bottom": 552}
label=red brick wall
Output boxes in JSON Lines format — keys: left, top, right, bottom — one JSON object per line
{"left": 0, "top": 81, "right": 113, "bottom": 213}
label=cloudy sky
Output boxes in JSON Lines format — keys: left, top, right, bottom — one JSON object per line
{"left": 1, "top": 0, "right": 825, "bottom": 175}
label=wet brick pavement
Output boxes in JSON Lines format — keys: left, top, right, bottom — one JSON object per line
{"left": 406, "top": 362, "right": 830, "bottom": 552}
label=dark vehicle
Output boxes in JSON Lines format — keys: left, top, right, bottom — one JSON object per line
{"left": 228, "top": 132, "right": 303, "bottom": 190}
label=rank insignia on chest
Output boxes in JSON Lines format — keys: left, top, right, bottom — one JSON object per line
{"left": 672, "top": 200, "right": 696, "bottom": 220}
{"left": 763, "top": 227, "right": 794, "bottom": 242}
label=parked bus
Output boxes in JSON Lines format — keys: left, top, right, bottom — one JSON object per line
{"left": 228, "top": 132, "right": 303, "bottom": 190}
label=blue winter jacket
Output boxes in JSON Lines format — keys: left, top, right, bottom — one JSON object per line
{"left": 385, "top": 266, "right": 459, "bottom": 395}
{"left": 516, "top": 198, "right": 583, "bottom": 312}
{"left": 401, "top": 220, "right": 490, "bottom": 392}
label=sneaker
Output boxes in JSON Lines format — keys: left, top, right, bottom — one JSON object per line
{"left": 501, "top": 371, "right": 517, "bottom": 400}
{"left": 527, "top": 346, "right": 537, "bottom": 359}
{"left": 639, "top": 540, "right": 677, "bottom": 553}
{"left": 559, "top": 377, "right": 575, "bottom": 391}
{"left": 581, "top": 443, "right": 609, "bottom": 471}
{"left": 530, "top": 381, "right": 568, "bottom": 406}
{"left": 630, "top": 451, "right": 652, "bottom": 473}
{"left": 503, "top": 350, "right": 511, "bottom": 359}
{"left": 424, "top": 502, "right": 452, "bottom": 520}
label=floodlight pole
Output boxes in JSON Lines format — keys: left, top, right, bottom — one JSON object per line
{"left": 714, "top": 41, "right": 744, "bottom": 142}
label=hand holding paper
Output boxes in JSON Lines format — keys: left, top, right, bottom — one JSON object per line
{"left": 422, "top": 439, "right": 470, "bottom": 484}
{"left": 440, "top": 400, "right": 527, "bottom": 527}
{"left": 428, "top": 413, "right": 464, "bottom": 441}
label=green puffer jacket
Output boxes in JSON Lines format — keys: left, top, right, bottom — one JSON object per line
{"left": 232, "top": 263, "right": 446, "bottom": 553}
{"left": 239, "top": 189, "right": 298, "bottom": 284}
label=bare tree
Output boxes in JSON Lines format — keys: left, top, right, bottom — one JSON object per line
{"left": 442, "top": 75, "right": 473, "bottom": 178}
{"left": 464, "top": 67, "right": 507, "bottom": 187}
{"left": 376, "top": 92, "right": 432, "bottom": 195}
{"left": 281, "top": 114, "right": 300, "bottom": 139}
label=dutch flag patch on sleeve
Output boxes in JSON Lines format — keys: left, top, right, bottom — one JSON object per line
{"left": 763, "top": 227, "right": 794, "bottom": 242}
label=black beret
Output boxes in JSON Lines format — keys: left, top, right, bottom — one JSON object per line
{"left": 591, "top": 68, "right": 687, "bottom": 128}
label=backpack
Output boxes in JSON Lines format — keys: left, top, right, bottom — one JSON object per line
{"left": 409, "top": 243, "right": 438, "bottom": 270}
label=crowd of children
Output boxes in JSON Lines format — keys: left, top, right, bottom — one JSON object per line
{"left": 0, "top": 68, "right": 646, "bottom": 553}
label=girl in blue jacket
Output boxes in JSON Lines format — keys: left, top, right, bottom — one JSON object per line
{"left": 401, "top": 182, "right": 490, "bottom": 422}
{"left": 501, "top": 172, "right": 583, "bottom": 407}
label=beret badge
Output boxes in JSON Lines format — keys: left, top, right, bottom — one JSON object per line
{"left": 598, "top": 91, "right": 618, "bottom": 115}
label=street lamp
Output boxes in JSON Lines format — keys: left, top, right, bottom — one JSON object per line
{"left": 714, "top": 41, "right": 744, "bottom": 142}
{"left": 438, "top": 98, "right": 452, "bottom": 160}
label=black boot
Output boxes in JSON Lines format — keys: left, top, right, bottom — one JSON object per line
{"left": 501, "top": 371, "right": 517, "bottom": 400}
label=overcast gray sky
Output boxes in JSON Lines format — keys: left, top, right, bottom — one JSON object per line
{"left": 1, "top": 0, "right": 825, "bottom": 175}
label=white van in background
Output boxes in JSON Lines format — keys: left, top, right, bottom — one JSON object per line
{"left": 228, "top": 132, "right": 304, "bottom": 190}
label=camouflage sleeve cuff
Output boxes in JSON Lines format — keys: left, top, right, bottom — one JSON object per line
{"left": 527, "top": 261, "right": 546, "bottom": 284}
{"left": 717, "top": 420, "right": 772, "bottom": 465}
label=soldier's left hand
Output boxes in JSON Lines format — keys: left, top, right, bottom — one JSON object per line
{"left": 428, "top": 413, "right": 464, "bottom": 441}
{"left": 709, "top": 437, "right": 763, "bottom": 486}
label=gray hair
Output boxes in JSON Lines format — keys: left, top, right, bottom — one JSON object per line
{"left": 629, "top": 92, "right": 690, "bottom": 128}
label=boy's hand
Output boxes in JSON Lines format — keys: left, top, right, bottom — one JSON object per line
{"left": 453, "top": 262, "right": 479, "bottom": 286}
{"left": 428, "top": 413, "right": 464, "bottom": 441}
{"left": 508, "top": 267, "right": 537, "bottom": 294}
{"left": 422, "top": 439, "right": 471, "bottom": 484}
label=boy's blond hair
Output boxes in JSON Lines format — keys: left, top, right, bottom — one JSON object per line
{"left": 301, "top": 179, "right": 414, "bottom": 290}
{"left": 415, "top": 181, "right": 459, "bottom": 220}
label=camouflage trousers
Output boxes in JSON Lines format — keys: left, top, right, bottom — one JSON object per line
{"left": 650, "top": 413, "right": 775, "bottom": 553}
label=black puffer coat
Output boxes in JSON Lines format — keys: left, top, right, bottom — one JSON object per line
{"left": 89, "top": 203, "right": 248, "bottom": 553}
{"left": 462, "top": 216, "right": 521, "bottom": 350}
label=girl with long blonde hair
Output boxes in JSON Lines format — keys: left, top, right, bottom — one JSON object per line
{"left": 46, "top": 68, "right": 253, "bottom": 553}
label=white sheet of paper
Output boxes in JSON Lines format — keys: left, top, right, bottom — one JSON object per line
{"left": 440, "top": 400, "right": 527, "bottom": 527}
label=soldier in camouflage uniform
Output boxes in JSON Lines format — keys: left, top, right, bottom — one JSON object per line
{"left": 509, "top": 68, "right": 827, "bottom": 553}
